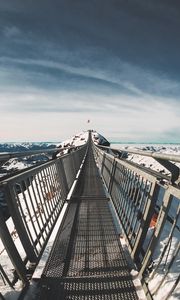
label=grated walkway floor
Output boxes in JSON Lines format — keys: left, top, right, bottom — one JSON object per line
{"left": 38, "top": 146, "right": 138, "bottom": 300}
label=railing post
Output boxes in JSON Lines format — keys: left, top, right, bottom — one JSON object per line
{"left": 131, "top": 182, "right": 160, "bottom": 263}
{"left": 108, "top": 157, "right": 117, "bottom": 194}
{"left": 57, "top": 158, "right": 69, "bottom": 199}
{"left": 3, "top": 183, "right": 37, "bottom": 263}
{"left": 101, "top": 152, "right": 106, "bottom": 174}
{"left": 0, "top": 211, "right": 28, "bottom": 284}
{"left": 139, "top": 188, "right": 172, "bottom": 278}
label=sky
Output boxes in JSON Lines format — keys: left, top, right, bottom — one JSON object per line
{"left": 0, "top": 0, "right": 180, "bottom": 142}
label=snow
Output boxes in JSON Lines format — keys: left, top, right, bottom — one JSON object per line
{"left": 57, "top": 131, "right": 89, "bottom": 148}
{"left": 56, "top": 130, "right": 109, "bottom": 156}
{"left": 1, "top": 138, "right": 180, "bottom": 299}
{"left": 0, "top": 131, "right": 108, "bottom": 173}
{"left": 113, "top": 144, "right": 180, "bottom": 176}
{"left": 111, "top": 143, "right": 180, "bottom": 299}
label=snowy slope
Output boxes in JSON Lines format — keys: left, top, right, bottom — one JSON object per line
{"left": 113, "top": 144, "right": 180, "bottom": 175}
{"left": 56, "top": 130, "right": 110, "bottom": 156}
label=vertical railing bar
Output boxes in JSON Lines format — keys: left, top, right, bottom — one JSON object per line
{"left": 132, "top": 179, "right": 150, "bottom": 245}
{"left": 125, "top": 172, "right": 137, "bottom": 231}
{"left": 126, "top": 173, "right": 136, "bottom": 234}
{"left": 111, "top": 167, "right": 121, "bottom": 216}
{"left": 68, "top": 155, "right": 74, "bottom": 189}
{"left": 108, "top": 158, "right": 116, "bottom": 194}
{"left": 71, "top": 152, "right": 76, "bottom": 175}
{"left": 49, "top": 165, "right": 57, "bottom": 210}
{"left": 0, "top": 211, "right": 28, "bottom": 284}
{"left": 43, "top": 167, "right": 56, "bottom": 217}
{"left": 122, "top": 170, "right": 134, "bottom": 229}
{"left": 112, "top": 165, "right": 123, "bottom": 219}
{"left": 127, "top": 174, "right": 141, "bottom": 236}
{"left": 142, "top": 182, "right": 152, "bottom": 216}
{"left": 4, "top": 183, "right": 37, "bottom": 261}
{"left": 14, "top": 185, "right": 38, "bottom": 255}
{"left": 57, "top": 158, "right": 69, "bottom": 199}
{"left": 139, "top": 189, "right": 172, "bottom": 277}
{"left": 30, "top": 177, "right": 48, "bottom": 239}
{"left": 55, "top": 162, "right": 66, "bottom": 208}
{"left": 101, "top": 152, "right": 105, "bottom": 175}
{"left": 119, "top": 169, "right": 130, "bottom": 221}
{"left": 35, "top": 173, "right": 51, "bottom": 231}
{"left": 128, "top": 175, "right": 144, "bottom": 238}
{"left": 56, "top": 162, "right": 66, "bottom": 201}
{"left": 48, "top": 164, "right": 59, "bottom": 208}
{"left": 42, "top": 168, "right": 53, "bottom": 215}
{"left": 25, "top": 179, "right": 43, "bottom": 241}
{"left": 152, "top": 242, "right": 180, "bottom": 296}
{"left": 48, "top": 164, "right": 60, "bottom": 216}
{"left": 116, "top": 165, "right": 126, "bottom": 219}
{"left": 53, "top": 161, "right": 63, "bottom": 201}
{"left": 23, "top": 181, "right": 42, "bottom": 250}
{"left": 25, "top": 178, "right": 45, "bottom": 246}
{"left": 45, "top": 164, "right": 59, "bottom": 220}
{"left": 132, "top": 181, "right": 159, "bottom": 263}
{"left": 0, "top": 264, "right": 14, "bottom": 289}
{"left": 150, "top": 203, "right": 180, "bottom": 279}
{"left": 164, "top": 274, "right": 180, "bottom": 300}
{"left": 40, "top": 169, "right": 53, "bottom": 225}
{"left": 118, "top": 165, "right": 129, "bottom": 220}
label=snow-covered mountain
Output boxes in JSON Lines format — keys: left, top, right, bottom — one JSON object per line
{"left": 0, "top": 142, "right": 57, "bottom": 153}
{"left": 0, "top": 143, "right": 57, "bottom": 178}
{"left": 56, "top": 130, "right": 110, "bottom": 157}
{"left": 0, "top": 131, "right": 110, "bottom": 176}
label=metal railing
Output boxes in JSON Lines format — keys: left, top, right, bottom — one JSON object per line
{"left": 98, "top": 145, "right": 180, "bottom": 184}
{"left": 93, "top": 144, "right": 180, "bottom": 300}
{"left": 0, "top": 143, "right": 87, "bottom": 289}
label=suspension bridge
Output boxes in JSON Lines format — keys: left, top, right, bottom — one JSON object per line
{"left": 0, "top": 131, "right": 179, "bottom": 300}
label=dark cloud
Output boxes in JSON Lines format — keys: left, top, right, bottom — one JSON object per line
{"left": 1, "top": 0, "right": 180, "bottom": 72}
{"left": 0, "top": 0, "right": 180, "bottom": 109}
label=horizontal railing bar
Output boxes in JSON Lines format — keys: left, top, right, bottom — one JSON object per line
{"left": 0, "top": 145, "right": 87, "bottom": 184}
{"left": 98, "top": 145, "right": 180, "bottom": 164}
{"left": 0, "top": 145, "right": 81, "bottom": 161}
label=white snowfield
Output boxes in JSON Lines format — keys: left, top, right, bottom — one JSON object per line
{"left": 56, "top": 130, "right": 108, "bottom": 156}
{"left": 0, "top": 134, "right": 180, "bottom": 300}
{"left": 113, "top": 144, "right": 180, "bottom": 176}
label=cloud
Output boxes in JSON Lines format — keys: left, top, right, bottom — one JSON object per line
{"left": 0, "top": 0, "right": 180, "bottom": 142}
{"left": 0, "top": 87, "right": 179, "bottom": 142}
{"left": 1, "top": 55, "right": 180, "bottom": 100}
{"left": 3, "top": 26, "right": 21, "bottom": 38}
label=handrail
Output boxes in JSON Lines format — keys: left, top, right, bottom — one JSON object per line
{"left": 0, "top": 145, "right": 80, "bottom": 162}
{"left": 97, "top": 144, "right": 180, "bottom": 184}
{"left": 97, "top": 144, "right": 180, "bottom": 163}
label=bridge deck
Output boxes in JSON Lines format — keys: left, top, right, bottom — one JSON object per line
{"left": 37, "top": 147, "right": 139, "bottom": 299}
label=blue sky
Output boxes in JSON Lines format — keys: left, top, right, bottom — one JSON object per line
{"left": 0, "top": 0, "right": 180, "bottom": 142}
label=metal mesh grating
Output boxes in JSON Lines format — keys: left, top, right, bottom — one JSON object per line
{"left": 40, "top": 145, "right": 138, "bottom": 300}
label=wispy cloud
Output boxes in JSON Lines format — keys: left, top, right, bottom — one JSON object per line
{"left": 1, "top": 56, "right": 180, "bottom": 99}
{"left": 3, "top": 26, "right": 21, "bottom": 38}
{"left": 0, "top": 0, "right": 180, "bottom": 142}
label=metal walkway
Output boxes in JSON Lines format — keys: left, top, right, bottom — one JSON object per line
{"left": 35, "top": 146, "right": 139, "bottom": 299}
